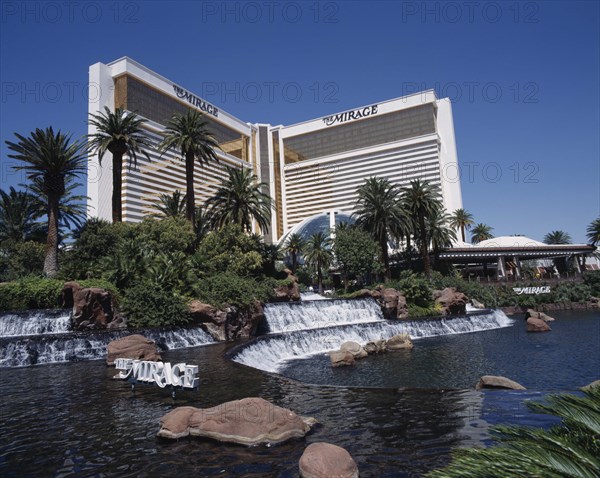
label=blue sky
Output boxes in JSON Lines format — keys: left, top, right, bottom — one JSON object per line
{"left": 1, "top": 0, "right": 598, "bottom": 243}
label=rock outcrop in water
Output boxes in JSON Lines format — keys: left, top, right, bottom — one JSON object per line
{"left": 340, "top": 341, "right": 368, "bottom": 359}
{"left": 106, "top": 334, "right": 161, "bottom": 365}
{"left": 157, "top": 397, "right": 317, "bottom": 445}
{"left": 476, "top": 375, "right": 526, "bottom": 390}
{"left": 62, "top": 282, "right": 118, "bottom": 330}
{"left": 299, "top": 442, "right": 359, "bottom": 478}
{"left": 385, "top": 333, "right": 414, "bottom": 351}
{"left": 188, "top": 300, "right": 264, "bottom": 341}
{"left": 355, "top": 287, "right": 408, "bottom": 319}
{"left": 329, "top": 350, "right": 355, "bottom": 367}
{"left": 434, "top": 287, "right": 469, "bottom": 315}
{"left": 525, "top": 309, "right": 556, "bottom": 322}
{"left": 526, "top": 317, "right": 551, "bottom": 332}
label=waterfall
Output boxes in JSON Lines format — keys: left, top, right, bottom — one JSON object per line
{"left": 0, "top": 310, "right": 215, "bottom": 368}
{"left": 264, "top": 298, "right": 383, "bottom": 334}
{"left": 0, "top": 310, "right": 72, "bottom": 337}
{"left": 232, "top": 308, "right": 514, "bottom": 373}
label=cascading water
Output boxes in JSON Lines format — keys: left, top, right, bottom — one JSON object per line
{"left": 0, "top": 310, "right": 215, "bottom": 368}
{"left": 264, "top": 298, "right": 384, "bottom": 334}
{"left": 232, "top": 299, "right": 513, "bottom": 373}
{"left": 0, "top": 310, "right": 71, "bottom": 337}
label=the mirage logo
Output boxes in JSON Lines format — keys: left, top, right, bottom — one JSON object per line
{"left": 322, "top": 105, "right": 379, "bottom": 126}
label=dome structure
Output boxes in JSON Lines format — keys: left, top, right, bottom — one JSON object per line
{"left": 476, "top": 236, "right": 546, "bottom": 248}
{"left": 279, "top": 211, "right": 355, "bottom": 244}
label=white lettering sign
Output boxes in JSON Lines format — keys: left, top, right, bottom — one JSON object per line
{"left": 513, "top": 286, "right": 551, "bottom": 295}
{"left": 114, "top": 359, "right": 199, "bottom": 390}
{"left": 322, "top": 105, "right": 378, "bottom": 126}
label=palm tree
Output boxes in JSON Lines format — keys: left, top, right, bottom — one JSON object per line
{"left": 426, "top": 386, "right": 600, "bottom": 478}
{"left": 284, "top": 232, "right": 306, "bottom": 273}
{"left": 205, "top": 166, "right": 273, "bottom": 232}
{"left": 586, "top": 218, "right": 600, "bottom": 246}
{"left": 150, "top": 190, "right": 186, "bottom": 218}
{"left": 449, "top": 208, "right": 474, "bottom": 243}
{"left": 354, "top": 177, "right": 408, "bottom": 279}
{"left": 401, "top": 179, "right": 442, "bottom": 276}
{"left": 471, "top": 223, "right": 494, "bottom": 244}
{"left": 6, "top": 127, "right": 87, "bottom": 276}
{"left": 0, "top": 186, "right": 42, "bottom": 242}
{"left": 304, "top": 231, "right": 334, "bottom": 294}
{"left": 158, "top": 109, "right": 219, "bottom": 224}
{"left": 543, "top": 230, "right": 572, "bottom": 245}
{"left": 88, "top": 107, "right": 152, "bottom": 222}
{"left": 428, "top": 209, "right": 457, "bottom": 265}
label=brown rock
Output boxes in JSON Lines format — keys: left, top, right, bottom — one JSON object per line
{"left": 188, "top": 300, "right": 265, "bottom": 341}
{"left": 476, "top": 375, "right": 526, "bottom": 390}
{"left": 526, "top": 317, "right": 551, "bottom": 332}
{"left": 434, "top": 287, "right": 469, "bottom": 315}
{"left": 272, "top": 272, "right": 301, "bottom": 302}
{"left": 581, "top": 380, "right": 600, "bottom": 391}
{"left": 72, "top": 287, "right": 115, "bottom": 329}
{"left": 378, "top": 288, "right": 408, "bottom": 319}
{"left": 157, "top": 397, "right": 317, "bottom": 445}
{"left": 61, "top": 281, "right": 81, "bottom": 308}
{"left": 471, "top": 298, "right": 485, "bottom": 309}
{"left": 396, "top": 294, "right": 409, "bottom": 320}
{"left": 385, "top": 333, "right": 414, "bottom": 351}
{"left": 364, "top": 340, "right": 387, "bottom": 354}
{"left": 340, "top": 341, "right": 368, "bottom": 359}
{"left": 106, "top": 334, "right": 161, "bottom": 366}
{"left": 299, "top": 442, "right": 359, "bottom": 478}
{"left": 329, "top": 350, "right": 355, "bottom": 367}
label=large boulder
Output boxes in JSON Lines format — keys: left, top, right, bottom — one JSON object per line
{"left": 581, "top": 380, "right": 600, "bottom": 391}
{"left": 299, "top": 442, "right": 359, "bottom": 478}
{"left": 476, "top": 375, "right": 526, "bottom": 390}
{"left": 379, "top": 288, "right": 409, "bottom": 320}
{"left": 106, "top": 334, "right": 161, "bottom": 366}
{"left": 471, "top": 298, "right": 485, "bottom": 309}
{"left": 157, "top": 397, "right": 317, "bottom": 445}
{"left": 329, "top": 350, "right": 355, "bottom": 367}
{"left": 71, "top": 285, "right": 116, "bottom": 330}
{"left": 526, "top": 317, "right": 551, "bottom": 332}
{"left": 340, "top": 341, "right": 368, "bottom": 359}
{"left": 61, "top": 281, "right": 81, "bottom": 308}
{"left": 385, "top": 333, "right": 414, "bottom": 351}
{"left": 434, "top": 287, "right": 468, "bottom": 315}
{"left": 187, "top": 300, "right": 264, "bottom": 341}
{"left": 272, "top": 271, "right": 301, "bottom": 302}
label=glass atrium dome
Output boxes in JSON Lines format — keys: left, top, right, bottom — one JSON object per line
{"left": 279, "top": 211, "right": 355, "bottom": 244}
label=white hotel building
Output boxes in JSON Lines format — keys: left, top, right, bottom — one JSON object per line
{"left": 88, "top": 57, "right": 463, "bottom": 243}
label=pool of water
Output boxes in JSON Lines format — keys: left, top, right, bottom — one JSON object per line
{"left": 0, "top": 310, "right": 597, "bottom": 477}
{"left": 281, "top": 310, "right": 600, "bottom": 389}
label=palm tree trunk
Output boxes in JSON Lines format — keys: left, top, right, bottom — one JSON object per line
{"left": 419, "top": 213, "right": 431, "bottom": 276}
{"left": 317, "top": 259, "right": 323, "bottom": 294}
{"left": 44, "top": 194, "right": 60, "bottom": 277}
{"left": 461, "top": 226, "right": 465, "bottom": 242}
{"left": 112, "top": 153, "right": 123, "bottom": 222}
{"left": 291, "top": 254, "right": 297, "bottom": 274}
{"left": 185, "top": 151, "right": 196, "bottom": 224}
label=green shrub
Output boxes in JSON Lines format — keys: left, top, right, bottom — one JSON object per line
{"left": 0, "top": 276, "right": 64, "bottom": 311}
{"left": 583, "top": 270, "right": 600, "bottom": 296}
{"left": 0, "top": 241, "right": 45, "bottom": 281}
{"left": 388, "top": 271, "right": 433, "bottom": 308}
{"left": 194, "top": 273, "right": 275, "bottom": 309}
{"left": 121, "top": 282, "right": 189, "bottom": 328}
{"left": 408, "top": 303, "right": 442, "bottom": 318}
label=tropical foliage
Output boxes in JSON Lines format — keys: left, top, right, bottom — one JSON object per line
{"left": 471, "top": 223, "right": 494, "bottom": 244}
{"left": 6, "top": 127, "right": 87, "bottom": 277}
{"left": 427, "top": 386, "right": 600, "bottom": 478}
{"left": 334, "top": 225, "right": 381, "bottom": 291}
{"left": 586, "top": 218, "right": 600, "bottom": 246}
{"left": 543, "top": 230, "right": 572, "bottom": 245}
{"left": 0, "top": 186, "right": 42, "bottom": 243}
{"left": 354, "top": 177, "right": 407, "bottom": 279}
{"left": 88, "top": 107, "right": 152, "bottom": 223}
{"left": 449, "top": 208, "right": 474, "bottom": 243}
{"left": 304, "top": 231, "right": 334, "bottom": 293}
{"left": 283, "top": 232, "right": 306, "bottom": 273}
{"left": 205, "top": 166, "right": 272, "bottom": 232}
{"left": 150, "top": 190, "right": 186, "bottom": 218}
{"left": 158, "top": 109, "right": 219, "bottom": 223}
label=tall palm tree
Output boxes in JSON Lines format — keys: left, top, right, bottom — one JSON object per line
{"left": 471, "top": 223, "right": 494, "bottom": 244}
{"left": 205, "top": 166, "right": 273, "bottom": 232}
{"left": 586, "top": 218, "right": 600, "bottom": 246}
{"left": 158, "top": 109, "right": 219, "bottom": 224}
{"left": 88, "top": 107, "right": 152, "bottom": 222}
{"left": 304, "top": 231, "right": 334, "bottom": 293}
{"left": 0, "top": 186, "right": 42, "bottom": 242}
{"left": 6, "top": 127, "right": 87, "bottom": 276}
{"left": 428, "top": 209, "right": 457, "bottom": 264}
{"left": 401, "top": 179, "right": 442, "bottom": 276}
{"left": 543, "top": 230, "right": 572, "bottom": 245}
{"left": 284, "top": 232, "right": 306, "bottom": 273}
{"left": 150, "top": 190, "right": 186, "bottom": 218}
{"left": 354, "top": 177, "right": 408, "bottom": 279}
{"left": 449, "top": 208, "right": 474, "bottom": 243}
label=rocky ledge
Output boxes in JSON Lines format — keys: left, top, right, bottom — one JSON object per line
{"left": 329, "top": 335, "right": 413, "bottom": 367}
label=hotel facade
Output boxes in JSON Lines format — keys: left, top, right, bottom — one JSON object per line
{"left": 88, "top": 57, "right": 463, "bottom": 243}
